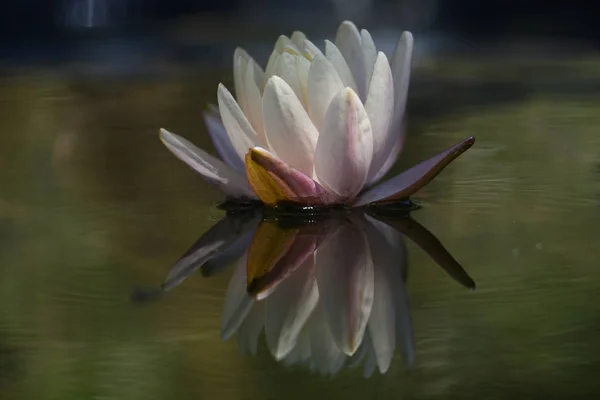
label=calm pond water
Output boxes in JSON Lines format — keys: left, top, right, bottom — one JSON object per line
{"left": 1, "top": 45, "right": 600, "bottom": 399}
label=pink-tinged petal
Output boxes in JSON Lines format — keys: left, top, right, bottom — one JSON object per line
{"left": 307, "top": 54, "right": 344, "bottom": 131}
{"left": 365, "top": 52, "right": 395, "bottom": 182}
{"left": 262, "top": 76, "right": 319, "bottom": 176}
{"left": 202, "top": 106, "right": 246, "bottom": 173}
{"left": 354, "top": 136, "right": 475, "bottom": 206}
{"left": 324, "top": 40, "right": 358, "bottom": 93}
{"left": 360, "top": 29, "right": 377, "bottom": 87}
{"left": 159, "top": 128, "right": 255, "bottom": 198}
{"left": 221, "top": 255, "right": 254, "bottom": 340}
{"left": 236, "top": 300, "right": 264, "bottom": 355}
{"left": 335, "top": 21, "right": 366, "bottom": 99}
{"left": 316, "top": 223, "right": 374, "bottom": 356}
{"left": 372, "top": 215, "right": 476, "bottom": 290}
{"left": 265, "top": 255, "right": 319, "bottom": 360}
{"left": 390, "top": 32, "right": 413, "bottom": 143}
{"left": 217, "top": 83, "right": 261, "bottom": 159}
{"left": 314, "top": 88, "right": 373, "bottom": 200}
{"left": 245, "top": 147, "right": 338, "bottom": 206}
{"left": 367, "top": 118, "right": 406, "bottom": 186}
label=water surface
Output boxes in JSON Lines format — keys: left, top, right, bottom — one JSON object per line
{"left": 1, "top": 52, "right": 600, "bottom": 399}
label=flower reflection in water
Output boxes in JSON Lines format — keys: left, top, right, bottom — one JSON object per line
{"left": 158, "top": 205, "right": 474, "bottom": 377}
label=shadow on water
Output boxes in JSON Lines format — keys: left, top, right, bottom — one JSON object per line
{"left": 132, "top": 204, "right": 475, "bottom": 377}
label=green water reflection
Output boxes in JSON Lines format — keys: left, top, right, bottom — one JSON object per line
{"left": 1, "top": 56, "right": 600, "bottom": 399}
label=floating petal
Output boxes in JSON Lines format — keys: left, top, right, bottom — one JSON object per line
{"left": 354, "top": 136, "right": 475, "bottom": 206}
{"left": 159, "top": 128, "right": 255, "bottom": 198}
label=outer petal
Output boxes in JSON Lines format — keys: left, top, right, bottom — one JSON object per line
{"left": 245, "top": 147, "right": 338, "bottom": 206}
{"left": 202, "top": 107, "right": 246, "bottom": 173}
{"left": 325, "top": 40, "right": 358, "bottom": 93}
{"left": 315, "top": 222, "right": 374, "bottom": 356}
{"left": 335, "top": 21, "right": 366, "bottom": 99}
{"left": 265, "top": 255, "right": 319, "bottom": 360}
{"left": 354, "top": 136, "right": 475, "bottom": 206}
{"left": 217, "top": 84, "right": 261, "bottom": 159}
{"left": 364, "top": 52, "right": 395, "bottom": 182}
{"left": 314, "top": 88, "right": 373, "bottom": 199}
{"left": 159, "top": 128, "right": 255, "bottom": 198}
{"left": 262, "top": 76, "right": 319, "bottom": 176}
{"left": 307, "top": 54, "right": 345, "bottom": 131}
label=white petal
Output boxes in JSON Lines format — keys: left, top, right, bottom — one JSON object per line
{"left": 202, "top": 108, "right": 246, "bottom": 173}
{"left": 360, "top": 29, "right": 377, "bottom": 88}
{"left": 243, "top": 62, "right": 267, "bottom": 145}
{"left": 233, "top": 48, "right": 249, "bottom": 112}
{"left": 325, "top": 40, "right": 358, "bottom": 92}
{"left": 265, "top": 256, "right": 319, "bottom": 360}
{"left": 335, "top": 21, "right": 366, "bottom": 99}
{"left": 291, "top": 31, "right": 307, "bottom": 50}
{"left": 303, "top": 39, "right": 323, "bottom": 60}
{"left": 295, "top": 56, "right": 311, "bottom": 107}
{"left": 217, "top": 84, "right": 261, "bottom": 159}
{"left": 314, "top": 87, "right": 373, "bottom": 199}
{"left": 275, "top": 52, "right": 305, "bottom": 108}
{"left": 390, "top": 32, "right": 413, "bottom": 137}
{"left": 221, "top": 256, "right": 254, "bottom": 340}
{"left": 159, "top": 128, "right": 255, "bottom": 198}
{"left": 315, "top": 223, "right": 374, "bottom": 356}
{"left": 365, "top": 52, "right": 395, "bottom": 182}
{"left": 307, "top": 54, "right": 344, "bottom": 131}
{"left": 262, "top": 76, "right": 319, "bottom": 176}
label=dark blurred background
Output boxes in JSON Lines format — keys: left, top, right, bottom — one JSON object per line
{"left": 0, "top": 0, "right": 598, "bottom": 68}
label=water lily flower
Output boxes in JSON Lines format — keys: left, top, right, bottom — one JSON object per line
{"left": 159, "top": 21, "right": 474, "bottom": 208}
{"left": 159, "top": 209, "right": 475, "bottom": 377}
